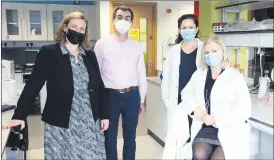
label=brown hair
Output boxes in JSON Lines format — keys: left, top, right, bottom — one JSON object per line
{"left": 175, "top": 14, "right": 199, "bottom": 44}
{"left": 113, "top": 6, "right": 134, "bottom": 22}
{"left": 54, "top": 11, "right": 91, "bottom": 51}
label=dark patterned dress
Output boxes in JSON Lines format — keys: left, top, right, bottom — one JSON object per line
{"left": 44, "top": 44, "right": 106, "bottom": 159}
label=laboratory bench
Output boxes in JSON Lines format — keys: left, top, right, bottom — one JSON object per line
{"left": 2, "top": 84, "right": 26, "bottom": 159}
{"left": 2, "top": 83, "right": 46, "bottom": 159}
{"left": 146, "top": 77, "right": 273, "bottom": 159}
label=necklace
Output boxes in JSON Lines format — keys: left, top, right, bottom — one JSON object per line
{"left": 205, "top": 89, "right": 210, "bottom": 113}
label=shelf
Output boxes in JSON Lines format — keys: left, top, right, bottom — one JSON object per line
{"left": 215, "top": 1, "right": 274, "bottom": 11}
{"left": 215, "top": 1, "right": 258, "bottom": 9}
{"left": 214, "top": 29, "right": 274, "bottom": 34}
{"left": 218, "top": 31, "right": 274, "bottom": 48}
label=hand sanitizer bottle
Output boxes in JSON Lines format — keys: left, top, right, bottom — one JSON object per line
{"left": 258, "top": 70, "right": 271, "bottom": 102}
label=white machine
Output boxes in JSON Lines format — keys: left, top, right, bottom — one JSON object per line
{"left": 2, "top": 60, "right": 15, "bottom": 80}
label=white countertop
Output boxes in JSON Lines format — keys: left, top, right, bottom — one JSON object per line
{"left": 147, "top": 77, "right": 274, "bottom": 134}
{"left": 248, "top": 93, "right": 273, "bottom": 135}
{"left": 1, "top": 84, "right": 24, "bottom": 155}
{"left": 1, "top": 99, "right": 18, "bottom": 155}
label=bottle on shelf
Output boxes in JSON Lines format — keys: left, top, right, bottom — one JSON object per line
{"left": 258, "top": 70, "right": 271, "bottom": 103}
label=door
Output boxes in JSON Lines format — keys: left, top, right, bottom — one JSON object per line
{"left": 23, "top": 4, "right": 48, "bottom": 40}
{"left": 68, "top": 6, "right": 92, "bottom": 39}
{"left": 111, "top": 2, "right": 157, "bottom": 76}
{"left": 2, "top": 3, "right": 24, "bottom": 41}
{"left": 47, "top": 5, "right": 69, "bottom": 40}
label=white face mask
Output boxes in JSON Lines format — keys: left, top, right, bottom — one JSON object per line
{"left": 114, "top": 20, "right": 132, "bottom": 34}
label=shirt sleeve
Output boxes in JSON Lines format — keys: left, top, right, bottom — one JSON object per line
{"left": 137, "top": 45, "right": 147, "bottom": 103}
{"left": 94, "top": 40, "right": 103, "bottom": 73}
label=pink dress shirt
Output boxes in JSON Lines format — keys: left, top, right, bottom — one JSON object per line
{"left": 94, "top": 34, "right": 147, "bottom": 103}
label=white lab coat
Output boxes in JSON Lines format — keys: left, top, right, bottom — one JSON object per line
{"left": 163, "top": 67, "right": 252, "bottom": 159}
{"left": 161, "top": 39, "right": 203, "bottom": 132}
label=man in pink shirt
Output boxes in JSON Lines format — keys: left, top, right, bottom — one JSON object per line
{"left": 94, "top": 6, "right": 147, "bottom": 160}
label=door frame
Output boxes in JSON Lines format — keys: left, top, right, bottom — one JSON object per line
{"left": 109, "top": 1, "right": 158, "bottom": 76}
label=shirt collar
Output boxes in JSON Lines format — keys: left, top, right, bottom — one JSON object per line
{"left": 112, "top": 33, "right": 130, "bottom": 43}
{"left": 60, "top": 43, "right": 85, "bottom": 56}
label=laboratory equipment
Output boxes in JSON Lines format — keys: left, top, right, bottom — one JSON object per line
{"left": 212, "top": 22, "right": 227, "bottom": 33}
{"left": 1, "top": 60, "right": 15, "bottom": 80}
{"left": 25, "top": 50, "right": 38, "bottom": 65}
{"left": 1, "top": 47, "right": 26, "bottom": 65}
{"left": 258, "top": 70, "right": 271, "bottom": 102}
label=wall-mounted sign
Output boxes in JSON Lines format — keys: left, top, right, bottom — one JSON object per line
{"left": 129, "top": 29, "right": 139, "bottom": 41}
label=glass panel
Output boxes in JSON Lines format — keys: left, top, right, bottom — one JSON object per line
{"left": 6, "top": 10, "right": 19, "bottom": 35}
{"left": 29, "top": 10, "right": 42, "bottom": 35}
{"left": 140, "top": 18, "right": 147, "bottom": 33}
{"left": 53, "top": 11, "right": 64, "bottom": 33}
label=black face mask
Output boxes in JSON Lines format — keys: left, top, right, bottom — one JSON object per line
{"left": 66, "top": 29, "right": 85, "bottom": 45}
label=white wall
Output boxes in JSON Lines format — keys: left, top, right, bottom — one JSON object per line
{"left": 98, "top": 1, "right": 110, "bottom": 38}
{"left": 97, "top": 1, "right": 194, "bottom": 71}
{"left": 157, "top": 1, "right": 194, "bottom": 71}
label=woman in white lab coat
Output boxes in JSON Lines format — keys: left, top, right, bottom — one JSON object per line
{"left": 163, "top": 36, "right": 252, "bottom": 159}
{"left": 161, "top": 14, "right": 203, "bottom": 135}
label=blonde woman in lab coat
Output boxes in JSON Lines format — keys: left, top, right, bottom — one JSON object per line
{"left": 163, "top": 36, "right": 252, "bottom": 159}
{"left": 161, "top": 14, "right": 203, "bottom": 136}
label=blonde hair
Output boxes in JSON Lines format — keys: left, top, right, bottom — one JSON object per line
{"left": 200, "top": 36, "right": 230, "bottom": 70}
{"left": 54, "top": 11, "right": 91, "bottom": 51}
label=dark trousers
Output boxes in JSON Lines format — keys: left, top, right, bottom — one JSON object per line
{"left": 105, "top": 88, "right": 140, "bottom": 160}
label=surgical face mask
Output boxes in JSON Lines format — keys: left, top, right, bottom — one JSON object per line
{"left": 66, "top": 28, "right": 85, "bottom": 45}
{"left": 180, "top": 29, "right": 196, "bottom": 42}
{"left": 114, "top": 20, "right": 132, "bottom": 34}
{"left": 204, "top": 52, "right": 223, "bottom": 67}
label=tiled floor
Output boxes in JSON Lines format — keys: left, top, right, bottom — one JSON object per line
{"left": 26, "top": 112, "right": 163, "bottom": 159}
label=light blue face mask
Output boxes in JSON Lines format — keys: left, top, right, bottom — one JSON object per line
{"left": 180, "top": 29, "right": 196, "bottom": 42}
{"left": 204, "top": 52, "right": 223, "bottom": 67}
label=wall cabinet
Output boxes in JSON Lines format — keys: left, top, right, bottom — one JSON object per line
{"left": 47, "top": 5, "right": 69, "bottom": 41}
{"left": 2, "top": 2, "right": 97, "bottom": 41}
{"left": 24, "top": 4, "right": 48, "bottom": 41}
{"left": 2, "top": 3, "right": 24, "bottom": 41}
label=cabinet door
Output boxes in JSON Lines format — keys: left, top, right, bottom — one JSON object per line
{"left": 68, "top": 6, "right": 92, "bottom": 39}
{"left": 2, "top": 3, "right": 24, "bottom": 41}
{"left": 47, "top": 5, "right": 69, "bottom": 41}
{"left": 23, "top": 4, "right": 48, "bottom": 41}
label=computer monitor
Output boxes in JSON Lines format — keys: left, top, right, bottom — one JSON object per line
{"left": 1, "top": 47, "right": 26, "bottom": 65}
{"left": 25, "top": 50, "right": 38, "bottom": 65}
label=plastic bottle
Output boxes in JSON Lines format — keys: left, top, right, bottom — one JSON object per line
{"left": 258, "top": 70, "right": 271, "bottom": 102}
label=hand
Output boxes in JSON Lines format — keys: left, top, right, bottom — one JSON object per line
{"left": 194, "top": 107, "right": 207, "bottom": 122}
{"left": 203, "top": 115, "right": 215, "bottom": 126}
{"left": 2, "top": 120, "right": 25, "bottom": 130}
{"left": 100, "top": 119, "right": 109, "bottom": 131}
{"left": 139, "top": 103, "right": 145, "bottom": 114}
